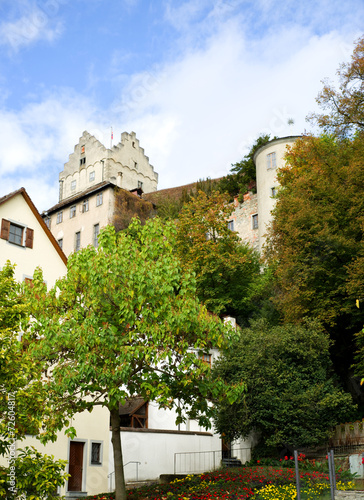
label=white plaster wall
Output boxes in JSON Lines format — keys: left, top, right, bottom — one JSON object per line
{"left": 254, "top": 136, "right": 299, "bottom": 252}
{"left": 49, "top": 186, "right": 115, "bottom": 257}
{"left": 0, "top": 193, "right": 66, "bottom": 286}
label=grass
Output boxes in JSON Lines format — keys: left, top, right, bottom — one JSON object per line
{"left": 76, "top": 464, "right": 356, "bottom": 500}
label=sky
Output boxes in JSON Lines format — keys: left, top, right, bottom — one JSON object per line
{"left": 0, "top": 0, "right": 362, "bottom": 211}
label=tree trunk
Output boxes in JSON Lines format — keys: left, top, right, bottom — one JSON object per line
{"left": 110, "top": 406, "right": 127, "bottom": 500}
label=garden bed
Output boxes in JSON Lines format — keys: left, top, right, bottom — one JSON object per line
{"left": 76, "top": 464, "right": 356, "bottom": 500}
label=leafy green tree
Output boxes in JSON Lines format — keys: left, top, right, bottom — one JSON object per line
{"left": 265, "top": 134, "right": 364, "bottom": 394}
{"left": 1, "top": 446, "right": 69, "bottom": 499}
{"left": 308, "top": 36, "right": 364, "bottom": 136}
{"left": 24, "top": 218, "right": 243, "bottom": 500}
{"left": 0, "top": 263, "right": 40, "bottom": 455}
{"left": 213, "top": 319, "right": 356, "bottom": 451}
{"left": 176, "top": 190, "right": 262, "bottom": 323}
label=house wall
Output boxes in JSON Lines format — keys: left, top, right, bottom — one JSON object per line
{"left": 0, "top": 192, "right": 66, "bottom": 285}
{"left": 0, "top": 405, "right": 110, "bottom": 497}
{"left": 47, "top": 186, "right": 115, "bottom": 257}
{"left": 60, "top": 131, "right": 158, "bottom": 202}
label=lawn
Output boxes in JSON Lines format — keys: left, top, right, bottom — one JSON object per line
{"left": 77, "top": 463, "right": 355, "bottom": 500}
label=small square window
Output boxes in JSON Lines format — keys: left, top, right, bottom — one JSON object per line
{"left": 81, "top": 145, "right": 85, "bottom": 154}
{"left": 227, "top": 220, "right": 234, "bottom": 231}
{"left": 89, "top": 171, "right": 95, "bottom": 182}
{"left": 71, "top": 180, "right": 76, "bottom": 191}
{"left": 266, "top": 152, "right": 276, "bottom": 170}
{"left": 82, "top": 199, "right": 89, "bottom": 213}
{"left": 252, "top": 214, "right": 258, "bottom": 229}
{"left": 56, "top": 211, "right": 63, "bottom": 224}
{"left": 271, "top": 187, "right": 277, "bottom": 197}
{"left": 96, "top": 193, "right": 103, "bottom": 207}
{"left": 9, "top": 224, "right": 23, "bottom": 246}
{"left": 70, "top": 206, "right": 76, "bottom": 218}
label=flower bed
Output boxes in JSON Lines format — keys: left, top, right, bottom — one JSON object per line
{"left": 77, "top": 465, "right": 355, "bottom": 500}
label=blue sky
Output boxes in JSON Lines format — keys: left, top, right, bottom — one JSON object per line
{"left": 0, "top": 0, "right": 362, "bottom": 211}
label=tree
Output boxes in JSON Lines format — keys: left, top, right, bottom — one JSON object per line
{"left": 308, "top": 36, "right": 364, "bottom": 136}
{"left": 0, "top": 263, "right": 40, "bottom": 455}
{"left": 24, "top": 218, "right": 243, "bottom": 500}
{"left": 176, "top": 190, "right": 262, "bottom": 323}
{"left": 1, "top": 446, "right": 69, "bottom": 499}
{"left": 265, "top": 134, "right": 364, "bottom": 396}
{"left": 213, "top": 319, "right": 356, "bottom": 452}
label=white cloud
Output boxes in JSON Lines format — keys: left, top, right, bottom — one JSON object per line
{"left": 0, "top": 6, "right": 63, "bottom": 50}
{"left": 114, "top": 23, "right": 359, "bottom": 189}
{"left": 0, "top": 90, "right": 103, "bottom": 210}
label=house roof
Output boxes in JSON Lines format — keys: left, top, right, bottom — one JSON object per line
{"left": 44, "top": 181, "right": 115, "bottom": 214}
{"left": 119, "top": 397, "right": 146, "bottom": 416}
{"left": 0, "top": 187, "right": 67, "bottom": 266}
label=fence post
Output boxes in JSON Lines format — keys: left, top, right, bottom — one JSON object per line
{"left": 294, "top": 450, "right": 301, "bottom": 500}
{"left": 330, "top": 449, "right": 336, "bottom": 492}
{"left": 328, "top": 451, "right": 335, "bottom": 500}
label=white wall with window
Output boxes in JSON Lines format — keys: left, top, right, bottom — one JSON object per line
{"left": 254, "top": 136, "right": 299, "bottom": 252}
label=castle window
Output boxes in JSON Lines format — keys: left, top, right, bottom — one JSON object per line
{"left": 71, "top": 180, "right": 76, "bottom": 191}
{"left": 75, "top": 231, "right": 81, "bottom": 252}
{"left": 93, "top": 224, "right": 100, "bottom": 248}
{"left": 80, "top": 157, "right": 86, "bottom": 166}
{"left": 81, "top": 145, "right": 85, "bottom": 154}
{"left": 271, "top": 187, "right": 277, "bottom": 197}
{"left": 82, "top": 199, "right": 89, "bottom": 213}
{"left": 137, "top": 181, "right": 143, "bottom": 190}
{"left": 56, "top": 211, "right": 63, "bottom": 224}
{"left": 252, "top": 214, "right": 258, "bottom": 229}
{"left": 58, "top": 238, "right": 63, "bottom": 250}
{"left": 89, "top": 171, "right": 95, "bottom": 182}
{"left": 44, "top": 217, "right": 51, "bottom": 229}
{"left": 70, "top": 206, "right": 76, "bottom": 218}
{"left": 96, "top": 193, "right": 103, "bottom": 207}
{"left": 134, "top": 161, "right": 138, "bottom": 170}
{"left": 266, "top": 152, "right": 276, "bottom": 170}
{"left": 227, "top": 220, "right": 234, "bottom": 231}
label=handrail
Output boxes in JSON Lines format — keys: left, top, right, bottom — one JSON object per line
{"left": 108, "top": 461, "right": 142, "bottom": 482}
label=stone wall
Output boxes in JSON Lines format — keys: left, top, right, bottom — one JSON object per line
{"left": 229, "top": 193, "right": 259, "bottom": 251}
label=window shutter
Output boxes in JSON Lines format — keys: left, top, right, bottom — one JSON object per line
{"left": 25, "top": 228, "right": 34, "bottom": 248}
{"left": 0, "top": 219, "right": 10, "bottom": 240}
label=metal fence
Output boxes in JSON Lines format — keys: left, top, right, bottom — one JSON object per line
{"left": 174, "top": 447, "right": 251, "bottom": 474}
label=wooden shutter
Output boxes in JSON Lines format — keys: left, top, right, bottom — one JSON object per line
{"left": 0, "top": 219, "right": 10, "bottom": 240}
{"left": 25, "top": 228, "right": 34, "bottom": 248}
